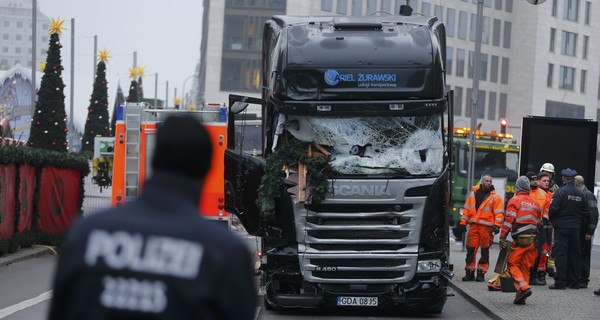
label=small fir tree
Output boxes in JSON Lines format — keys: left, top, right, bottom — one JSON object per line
{"left": 81, "top": 50, "right": 111, "bottom": 153}
{"left": 126, "top": 67, "right": 141, "bottom": 103}
{"left": 28, "top": 18, "right": 68, "bottom": 152}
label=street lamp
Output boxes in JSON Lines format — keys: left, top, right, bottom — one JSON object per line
{"left": 181, "top": 75, "right": 195, "bottom": 110}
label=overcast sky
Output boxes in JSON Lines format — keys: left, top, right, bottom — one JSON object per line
{"left": 37, "top": 0, "right": 204, "bottom": 131}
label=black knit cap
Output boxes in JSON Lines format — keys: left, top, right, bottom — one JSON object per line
{"left": 151, "top": 114, "right": 212, "bottom": 179}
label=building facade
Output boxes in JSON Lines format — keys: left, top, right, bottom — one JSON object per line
{"left": 0, "top": 0, "right": 50, "bottom": 70}
{"left": 198, "top": 0, "right": 599, "bottom": 139}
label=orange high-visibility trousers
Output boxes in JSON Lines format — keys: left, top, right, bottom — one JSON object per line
{"left": 508, "top": 242, "right": 537, "bottom": 298}
{"left": 537, "top": 243, "right": 551, "bottom": 271}
{"left": 465, "top": 224, "right": 494, "bottom": 274}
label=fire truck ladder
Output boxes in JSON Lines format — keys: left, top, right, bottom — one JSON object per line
{"left": 124, "top": 103, "right": 143, "bottom": 200}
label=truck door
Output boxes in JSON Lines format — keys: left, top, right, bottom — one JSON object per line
{"left": 224, "top": 95, "right": 265, "bottom": 236}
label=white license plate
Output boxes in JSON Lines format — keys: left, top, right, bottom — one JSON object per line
{"left": 337, "top": 296, "right": 378, "bottom": 307}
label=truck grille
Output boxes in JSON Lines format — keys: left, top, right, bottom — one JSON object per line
{"left": 294, "top": 196, "right": 425, "bottom": 283}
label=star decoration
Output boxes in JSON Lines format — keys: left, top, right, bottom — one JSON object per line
{"left": 49, "top": 17, "right": 66, "bottom": 36}
{"left": 39, "top": 61, "right": 46, "bottom": 72}
{"left": 98, "top": 49, "right": 111, "bottom": 63}
{"left": 136, "top": 65, "right": 146, "bottom": 77}
{"left": 128, "top": 67, "right": 138, "bottom": 79}
{"left": 174, "top": 97, "right": 182, "bottom": 105}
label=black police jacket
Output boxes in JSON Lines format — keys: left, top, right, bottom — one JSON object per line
{"left": 49, "top": 172, "right": 257, "bottom": 320}
{"left": 549, "top": 182, "right": 589, "bottom": 229}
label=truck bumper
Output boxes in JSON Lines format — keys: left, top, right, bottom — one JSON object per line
{"left": 265, "top": 274, "right": 448, "bottom": 310}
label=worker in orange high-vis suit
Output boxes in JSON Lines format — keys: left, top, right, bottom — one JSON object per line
{"left": 500, "top": 176, "right": 542, "bottom": 305}
{"left": 525, "top": 172, "right": 552, "bottom": 286}
{"left": 460, "top": 174, "right": 505, "bottom": 282}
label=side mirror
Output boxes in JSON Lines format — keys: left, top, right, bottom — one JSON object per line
{"left": 231, "top": 102, "right": 249, "bottom": 114}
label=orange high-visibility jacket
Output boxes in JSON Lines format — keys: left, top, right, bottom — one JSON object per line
{"left": 460, "top": 186, "right": 505, "bottom": 228}
{"left": 500, "top": 192, "right": 542, "bottom": 239}
{"left": 529, "top": 187, "right": 551, "bottom": 223}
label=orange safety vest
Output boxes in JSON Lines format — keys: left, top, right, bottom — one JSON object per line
{"left": 500, "top": 192, "right": 542, "bottom": 239}
{"left": 529, "top": 187, "right": 551, "bottom": 222}
{"left": 460, "top": 186, "right": 505, "bottom": 228}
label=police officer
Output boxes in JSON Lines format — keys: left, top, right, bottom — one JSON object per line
{"left": 548, "top": 168, "right": 589, "bottom": 290}
{"left": 49, "top": 115, "right": 257, "bottom": 320}
{"left": 574, "top": 175, "right": 598, "bottom": 288}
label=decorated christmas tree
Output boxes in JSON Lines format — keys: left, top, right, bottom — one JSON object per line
{"left": 81, "top": 49, "right": 111, "bottom": 153}
{"left": 27, "top": 18, "right": 68, "bottom": 152}
{"left": 126, "top": 67, "right": 141, "bottom": 103}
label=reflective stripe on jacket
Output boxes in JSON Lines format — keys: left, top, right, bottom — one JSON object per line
{"left": 460, "top": 186, "right": 505, "bottom": 227}
{"left": 501, "top": 192, "right": 542, "bottom": 239}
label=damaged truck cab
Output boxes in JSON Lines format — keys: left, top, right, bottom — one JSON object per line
{"left": 225, "top": 14, "right": 454, "bottom": 312}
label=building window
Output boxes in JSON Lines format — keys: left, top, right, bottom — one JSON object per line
{"left": 366, "top": 0, "right": 377, "bottom": 14}
{"left": 458, "top": 11, "right": 468, "bottom": 40}
{"left": 490, "top": 55, "right": 499, "bottom": 83}
{"left": 454, "top": 86, "right": 463, "bottom": 116}
{"left": 446, "top": 46, "right": 454, "bottom": 75}
{"left": 501, "top": 57, "right": 509, "bottom": 84}
{"left": 337, "top": 0, "right": 348, "bottom": 14}
{"left": 456, "top": 49, "right": 465, "bottom": 77}
{"left": 421, "top": 2, "right": 431, "bottom": 16}
{"left": 561, "top": 31, "right": 577, "bottom": 56}
{"left": 322, "top": 0, "right": 333, "bottom": 11}
{"left": 446, "top": 8, "right": 456, "bottom": 37}
{"left": 582, "top": 35, "right": 588, "bottom": 59}
{"left": 17, "top": 22, "right": 23, "bottom": 28}
{"left": 2, "top": 34, "right": 8, "bottom": 40}
{"left": 352, "top": 0, "right": 362, "bottom": 16}
{"left": 499, "top": 93, "right": 507, "bottom": 118}
{"left": 502, "top": 21, "right": 511, "bottom": 49}
{"left": 467, "top": 52, "right": 488, "bottom": 81}
{"left": 1, "top": 46, "right": 7, "bottom": 53}
{"left": 434, "top": 5, "right": 443, "bottom": 21}
{"left": 584, "top": 1, "right": 591, "bottom": 25}
{"left": 505, "top": 0, "right": 512, "bottom": 13}
{"left": 16, "top": 35, "right": 22, "bottom": 41}
{"left": 545, "top": 100, "right": 584, "bottom": 118}
{"left": 494, "top": 0, "right": 502, "bottom": 10}
{"left": 492, "top": 19, "right": 501, "bottom": 47}
{"left": 468, "top": 51, "right": 474, "bottom": 79}
{"left": 547, "top": 63, "right": 554, "bottom": 87}
{"left": 552, "top": 0, "right": 558, "bottom": 17}
{"left": 15, "top": 47, "right": 21, "bottom": 54}
{"left": 558, "top": 65, "right": 575, "bottom": 90}
{"left": 381, "top": 0, "right": 391, "bottom": 12}
{"left": 488, "top": 91, "right": 497, "bottom": 121}
{"left": 580, "top": 70, "right": 586, "bottom": 93}
{"left": 220, "top": 58, "right": 261, "bottom": 92}
{"left": 469, "top": 14, "right": 490, "bottom": 44}
{"left": 550, "top": 28, "right": 556, "bottom": 52}
{"left": 564, "top": 0, "right": 579, "bottom": 22}
{"left": 2, "top": 21, "right": 8, "bottom": 27}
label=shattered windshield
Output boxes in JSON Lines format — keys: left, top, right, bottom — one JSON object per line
{"left": 283, "top": 114, "right": 444, "bottom": 176}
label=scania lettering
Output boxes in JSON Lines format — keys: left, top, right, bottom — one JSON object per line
{"left": 225, "top": 14, "right": 453, "bottom": 313}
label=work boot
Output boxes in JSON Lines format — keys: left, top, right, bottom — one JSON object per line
{"left": 514, "top": 288, "right": 532, "bottom": 305}
{"left": 530, "top": 276, "right": 545, "bottom": 286}
{"left": 475, "top": 272, "right": 485, "bottom": 282}
{"left": 462, "top": 271, "right": 475, "bottom": 281}
{"left": 547, "top": 268, "right": 555, "bottom": 278}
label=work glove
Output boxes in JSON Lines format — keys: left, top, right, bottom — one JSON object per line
{"left": 499, "top": 239, "right": 509, "bottom": 249}
{"left": 492, "top": 226, "right": 500, "bottom": 235}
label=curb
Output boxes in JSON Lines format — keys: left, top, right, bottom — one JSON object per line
{"left": 0, "top": 246, "right": 55, "bottom": 267}
{"left": 448, "top": 279, "right": 517, "bottom": 320}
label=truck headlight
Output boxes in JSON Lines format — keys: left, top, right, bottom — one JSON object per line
{"left": 417, "top": 259, "right": 441, "bottom": 273}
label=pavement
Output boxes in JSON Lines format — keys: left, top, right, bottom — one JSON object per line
{"left": 448, "top": 240, "right": 600, "bottom": 319}
{"left": 3, "top": 240, "right": 600, "bottom": 319}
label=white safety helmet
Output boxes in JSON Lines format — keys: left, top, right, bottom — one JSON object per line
{"left": 540, "top": 162, "right": 555, "bottom": 173}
